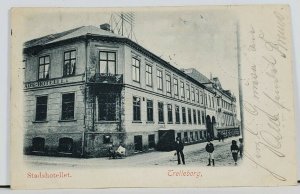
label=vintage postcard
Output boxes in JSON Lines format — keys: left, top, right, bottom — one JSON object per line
{"left": 10, "top": 5, "right": 297, "bottom": 189}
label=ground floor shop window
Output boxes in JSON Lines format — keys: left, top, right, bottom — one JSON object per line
{"left": 98, "top": 94, "right": 117, "bottom": 121}
{"left": 195, "top": 131, "right": 199, "bottom": 140}
{"left": 190, "top": 132, "right": 194, "bottom": 141}
{"left": 103, "top": 135, "right": 111, "bottom": 144}
{"left": 177, "top": 132, "right": 182, "bottom": 139}
{"left": 184, "top": 132, "right": 188, "bottom": 143}
{"left": 148, "top": 134, "right": 155, "bottom": 149}
{"left": 58, "top": 137, "right": 73, "bottom": 153}
{"left": 32, "top": 137, "right": 45, "bottom": 152}
{"left": 134, "top": 135, "right": 143, "bottom": 152}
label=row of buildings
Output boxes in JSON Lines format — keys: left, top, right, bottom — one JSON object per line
{"left": 23, "top": 24, "right": 240, "bottom": 157}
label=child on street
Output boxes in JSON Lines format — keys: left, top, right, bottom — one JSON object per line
{"left": 205, "top": 140, "right": 215, "bottom": 166}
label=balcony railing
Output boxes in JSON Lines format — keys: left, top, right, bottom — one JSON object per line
{"left": 89, "top": 73, "right": 123, "bottom": 84}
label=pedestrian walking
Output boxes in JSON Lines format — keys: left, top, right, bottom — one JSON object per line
{"left": 238, "top": 138, "right": 243, "bottom": 159}
{"left": 217, "top": 132, "right": 221, "bottom": 142}
{"left": 231, "top": 140, "right": 239, "bottom": 165}
{"left": 205, "top": 140, "right": 215, "bottom": 166}
{"left": 174, "top": 137, "right": 185, "bottom": 165}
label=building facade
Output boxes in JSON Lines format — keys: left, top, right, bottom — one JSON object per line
{"left": 23, "top": 25, "right": 240, "bottom": 157}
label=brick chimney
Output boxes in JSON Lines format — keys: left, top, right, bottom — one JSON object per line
{"left": 100, "top": 23, "right": 111, "bottom": 31}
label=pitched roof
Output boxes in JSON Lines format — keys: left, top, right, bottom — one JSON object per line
{"left": 24, "top": 25, "right": 208, "bottom": 90}
{"left": 182, "top": 68, "right": 211, "bottom": 84}
{"left": 24, "top": 25, "right": 123, "bottom": 48}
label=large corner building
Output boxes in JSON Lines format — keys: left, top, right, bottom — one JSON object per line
{"left": 23, "top": 24, "right": 240, "bottom": 157}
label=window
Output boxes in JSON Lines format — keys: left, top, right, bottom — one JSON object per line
{"left": 167, "top": 104, "right": 173, "bottom": 123}
{"left": 147, "top": 100, "right": 153, "bottom": 122}
{"left": 132, "top": 57, "right": 140, "bottom": 82}
{"left": 212, "top": 97, "right": 215, "bottom": 108}
{"left": 186, "top": 83, "right": 190, "bottom": 100}
{"left": 190, "top": 132, "right": 194, "bottom": 141}
{"left": 195, "top": 132, "right": 199, "bottom": 140}
{"left": 196, "top": 89, "right": 199, "bottom": 103}
{"left": 103, "top": 135, "right": 111, "bottom": 144}
{"left": 174, "top": 78, "right": 178, "bottom": 96}
{"left": 157, "top": 69, "right": 163, "bottom": 90}
{"left": 99, "top": 51, "right": 116, "bottom": 74}
{"left": 146, "top": 64, "right": 153, "bottom": 86}
{"left": 201, "top": 91, "right": 204, "bottom": 104}
{"left": 158, "top": 102, "right": 164, "bottom": 123}
{"left": 58, "top": 137, "right": 73, "bottom": 153}
{"left": 193, "top": 109, "right": 197, "bottom": 124}
{"left": 32, "top": 137, "right": 45, "bottom": 152}
{"left": 177, "top": 133, "right": 182, "bottom": 139}
{"left": 166, "top": 74, "right": 171, "bottom": 94}
{"left": 148, "top": 134, "right": 155, "bottom": 149}
{"left": 64, "top": 50, "right": 76, "bottom": 76}
{"left": 35, "top": 96, "right": 48, "bottom": 121}
{"left": 133, "top": 96, "right": 141, "bottom": 121}
{"left": 38, "top": 56, "right": 50, "bottom": 80}
{"left": 188, "top": 108, "right": 192, "bottom": 124}
{"left": 184, "top": 132, "right": 188, "bottom": 142}
{"left": 202, "top": 111, "right": 205, "bottom": 124}
{"left": 175, "top": 105, "right": 180, "bottom": 123}
{"left": 191, "top": 86, "right": 195, "bottom": 101}
{"left": 98, "top": 94, "right": 117, "bottom": 121}
{"left": 180, "top": 81, "right": 185, "bottom": 98}
{"left": 197, "top": 110, "right": 201, "bottom": 125}
{"left": 182, "top": 107, "right": 186, "bottom": 124}
{"left": 209, "top": 96, "right": 211, "bottom": 107}
{"left": 200, "top": 131, "right": 203, "bottom": 139}
{"left": 61, "top": 93, "right": 75, "bottom": 120}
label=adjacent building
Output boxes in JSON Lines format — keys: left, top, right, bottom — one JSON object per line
{"left": 23, "top": 24, "right": 240, "bottom": 157}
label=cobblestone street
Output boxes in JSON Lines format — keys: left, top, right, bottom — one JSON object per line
{"left": 25, "top": 136, "right": 242, "bottom": 169}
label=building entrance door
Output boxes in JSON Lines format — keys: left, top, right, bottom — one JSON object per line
{"left": 134, "top": 135, "right": 143, "bottom": 152}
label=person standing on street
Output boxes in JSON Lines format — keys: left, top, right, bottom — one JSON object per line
{"left": 231, "top": 140, "right": 239, "bottom": 165}
{"left": 238, "top": 138, "right": 244, "bottom": 159}
{"left": 205, "top": 139, "right": 215, "bottom": 166}
{"left": 174, "top": 137, "right": 185, "bottom": 165}
{"left": 217, "top": 132, "right": 221, "bottom": 142}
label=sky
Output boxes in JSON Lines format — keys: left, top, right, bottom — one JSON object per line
{"left": 19, "top": 7, "right": 239, "bottom": 113}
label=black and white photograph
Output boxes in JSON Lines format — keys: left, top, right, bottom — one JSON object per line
{"left": 21, "top": 9, "right": 242, "bottom": 168}
{"left": 9, "top": 5, "right": 298, "bottom": 189}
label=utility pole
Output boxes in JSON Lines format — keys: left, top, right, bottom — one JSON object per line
{"left": 121, "top": 13, "right": 124, "bottom": 36}
{"left": 236, "top": 22, "right": 244, "bottom": 138}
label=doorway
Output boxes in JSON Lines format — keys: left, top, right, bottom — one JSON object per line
{"left": 134, "top": 135, "right": 143, "bottom": 152}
